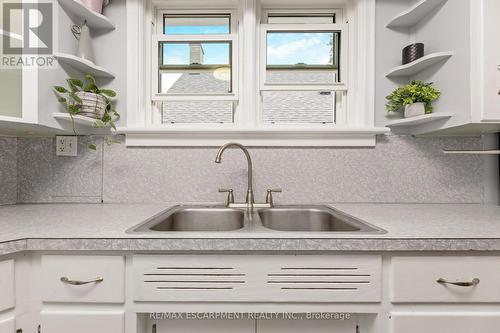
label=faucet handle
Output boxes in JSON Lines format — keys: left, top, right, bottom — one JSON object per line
{"left": 266, "top": 188, "right": 282, "bottom": 206}
{"left": 218, "top": 188, "right": 235, "bottom": 206}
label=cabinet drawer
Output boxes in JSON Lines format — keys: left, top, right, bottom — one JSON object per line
{"left": 391, "top": 256, "right": 500, "bottom": 303}
{"left": 134, "top": 255, "right": 381, "bottom": 302}
{"left": 0, "top": 318, "right": 15, "bottom": 333}
{"left": 0, "top": 260, "right": 15, "bottom": 311}
{"left": 41, "top": 255, "right": 125, "bottom": 303}
{"left": 391, "top": 313, "right": 500, "bottom": 333}
{"left": 41, "top": 311, "right": 124, "bottom": 333}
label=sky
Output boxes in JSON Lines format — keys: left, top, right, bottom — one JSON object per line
{"left": 162, "top": 25, "right": 334, "bottom": 66}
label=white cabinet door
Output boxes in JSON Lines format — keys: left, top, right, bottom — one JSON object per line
{"left": 40, "top": 311, "right": 124, "bottom": 333}
{"left": 0, "top": 259, "right": 15, "bottom": 311}
{"left": 153, "top": 319, "right": 254, "bottom": 333}
{"left": 41, "top": 255, "right": 125, "bottom": 303}
{"left": 0, "top": 318, "right": 15, "bottom": 333}
{"left": 257, "top": 318, "right": 356, "bottom": 333}
{"left": 481, "top": 0, "right": 500, "bottom": 121}
{"left": 391, "top": 313, "right": 500, "bottom": 333}
{"left": 391, "top": 256, "right": 500, "bottom": 303}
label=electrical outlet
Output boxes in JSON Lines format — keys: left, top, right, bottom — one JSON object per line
{"left": 56, "top": 136, "right": 78, "bottom": 156}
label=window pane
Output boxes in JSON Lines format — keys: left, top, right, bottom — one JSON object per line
{"left": 262, "top": 91, "right": 339, "bottom": 124}
{"left": 161, "top": 101, "right": 234, "bottom": 123}
{"left": 159, "top": 42, "right": 232, "bottom": 94}
{"left": 160, "top": 70, "right": 231, "bottom": 94}
{"left": 266, "top": 31, "right": 340, "bottom": 83}
{"left": 267, "top": 31, "right": 338, "bottom": 66}
{"left": 164, "top": 15, "right": 230, "bottom": 34}
{"left": 161, "top": 42, "right": 230, "bottom": 66}
{"left": 267, "top": 14, "right": 335, "bottom": 24}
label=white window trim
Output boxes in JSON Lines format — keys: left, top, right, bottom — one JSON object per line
{"left": 121, "top": 0, "right": 388, "bottom": 147}
{"left": 261, "top": 9, "right": 344, "bottom": 24}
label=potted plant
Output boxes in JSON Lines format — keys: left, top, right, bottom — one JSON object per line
{"left": 385, "top": 80, "right": 441, "bottom": 118}
{"left": 53, "top": 74, "right": 120, "bottom": 149}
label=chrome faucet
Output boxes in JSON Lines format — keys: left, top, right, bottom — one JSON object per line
{"left": 215, "top": 142, "right": 255, "bottom": 207}
{"left": 215, "top": 142, "right": 281, "bottom": 209}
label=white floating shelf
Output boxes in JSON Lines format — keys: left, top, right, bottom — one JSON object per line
{"left": 387, "top": 0, "right": 447, "bottom": 28}
{"left": 385, "top": 51, "right": 453, "bottom": 78}
{"left": 443, "top": 150, "right": 500, "bottom": 155}
{"left": 386, "top": 112, "right": 453, "bottom": 127}
{"left": 53, "top": 112, "right": 98, "bottom": 126}
{"left": 54, "top": 53, "right": 115, "bottom": 78}
{"left": 57, "top": 0, "right": 115, "bottom": 30}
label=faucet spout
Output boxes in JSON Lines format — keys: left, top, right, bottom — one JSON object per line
{"left": 215, "top": 142, "right": 254, "bottom": 206}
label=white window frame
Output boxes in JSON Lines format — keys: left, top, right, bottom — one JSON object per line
{"left": 259, "top": 24, "right": 348, "bottom": 91}
{"left": 259, "top": 22, "right": 348, "bottom": 127}
{"left": 122, "top": 0, "right": 388, "bottom": 146}
{"left": 150, "top": 9, "right": 240, "bottom": 126}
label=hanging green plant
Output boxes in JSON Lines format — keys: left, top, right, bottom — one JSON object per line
{"left": 53, "top": 74, "right": 120, "bottom": 150}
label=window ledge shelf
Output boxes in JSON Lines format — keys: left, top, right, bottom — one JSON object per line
{"left": 117, "top": 127, "right": 390, "bottom": 147}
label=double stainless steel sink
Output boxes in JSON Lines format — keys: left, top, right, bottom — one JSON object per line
{"left": 128, "top": 205, "right": 385, "bottom": 234}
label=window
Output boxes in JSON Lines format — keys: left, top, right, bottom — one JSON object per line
{"left": 152, "top": 12, "right": 238, "bottom": 124}
{"left": 260, "top": 11, "right": 347, "bottom": 125}
{"left": 126, "top": 0, "right": 383, "bottom": 146}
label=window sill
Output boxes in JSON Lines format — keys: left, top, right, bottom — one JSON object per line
{"left": 117, "top": 127, "right": 390, "bottom": 147}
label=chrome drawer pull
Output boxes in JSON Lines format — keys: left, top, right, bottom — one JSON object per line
{"left": 60, "top": 276, "right": 104, "bottom": 285}
{"left": 436, "top": 277, "right": 480, "bottom": 287}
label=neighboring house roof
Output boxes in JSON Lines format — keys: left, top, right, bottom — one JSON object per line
{"left": 162, "top": 69, "right": 335, "bottom": 124}
{"left": 167, "top": 71, "right": 230, "bottom": 94}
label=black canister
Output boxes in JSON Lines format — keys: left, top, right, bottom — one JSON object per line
{"left": 402, "top": 43, "right": 424, "bottom": 65}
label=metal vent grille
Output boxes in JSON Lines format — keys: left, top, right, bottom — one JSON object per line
{"left": 143, "top": 266, "right": 246, "bottom": 291}
{"left": 267, "top": 266, "right": 371, "bottom": 291}
{"left": 133, "top": 255, "right": 381, "bottom": 302}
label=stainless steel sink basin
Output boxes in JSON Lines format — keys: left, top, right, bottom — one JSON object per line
{"left": 127, "top": 205, "right": 385, "bottom": 234}
{"left": 129, "top": 206, "right": 245, "bottom": 232}
{"left": 258, "top": 206, "right": 384, "bottom": 233}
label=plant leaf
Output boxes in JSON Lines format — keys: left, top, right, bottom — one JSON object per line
{"left": 54, "top": 86, "right": 68, "bottom": 93}
{"left": 87, "top": 144, "right": 97, "bottom": 150}
{"left": 68, "top": 79, "right": 83, "bottom": 87}
{"left": 92, "top": 119, "right": 105, "bottom": 128}
{"left": 84, "top": 74, "right": 96, "bottom": 85}
{"left": 68, "top": 104, "right": 80, "bottom": 114}
{"left": 83, "top": 83, "right": 99, "bottom": 93}
{"left": 70, "top": 92, "right": 82, "bottom": 103}
{"left": 100, "top": 89, "right": 116, "bottom": 97}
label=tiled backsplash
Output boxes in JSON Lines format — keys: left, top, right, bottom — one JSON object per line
{"left": 0, "top": 137, "right": 17, "bottom": 205}
{"left": 6, "top": 134, "right": 489, "bottom": 204}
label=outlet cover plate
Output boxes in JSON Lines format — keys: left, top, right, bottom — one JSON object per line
{"left": 56, "top": 136, "right": 78, "bottom": 156}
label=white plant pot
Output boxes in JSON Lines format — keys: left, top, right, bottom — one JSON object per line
{"left": 75, "top": 91, "right": 107, "bottom": 119}
{"left": 404, "top": 102, "right": 426, "bottom": 118}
